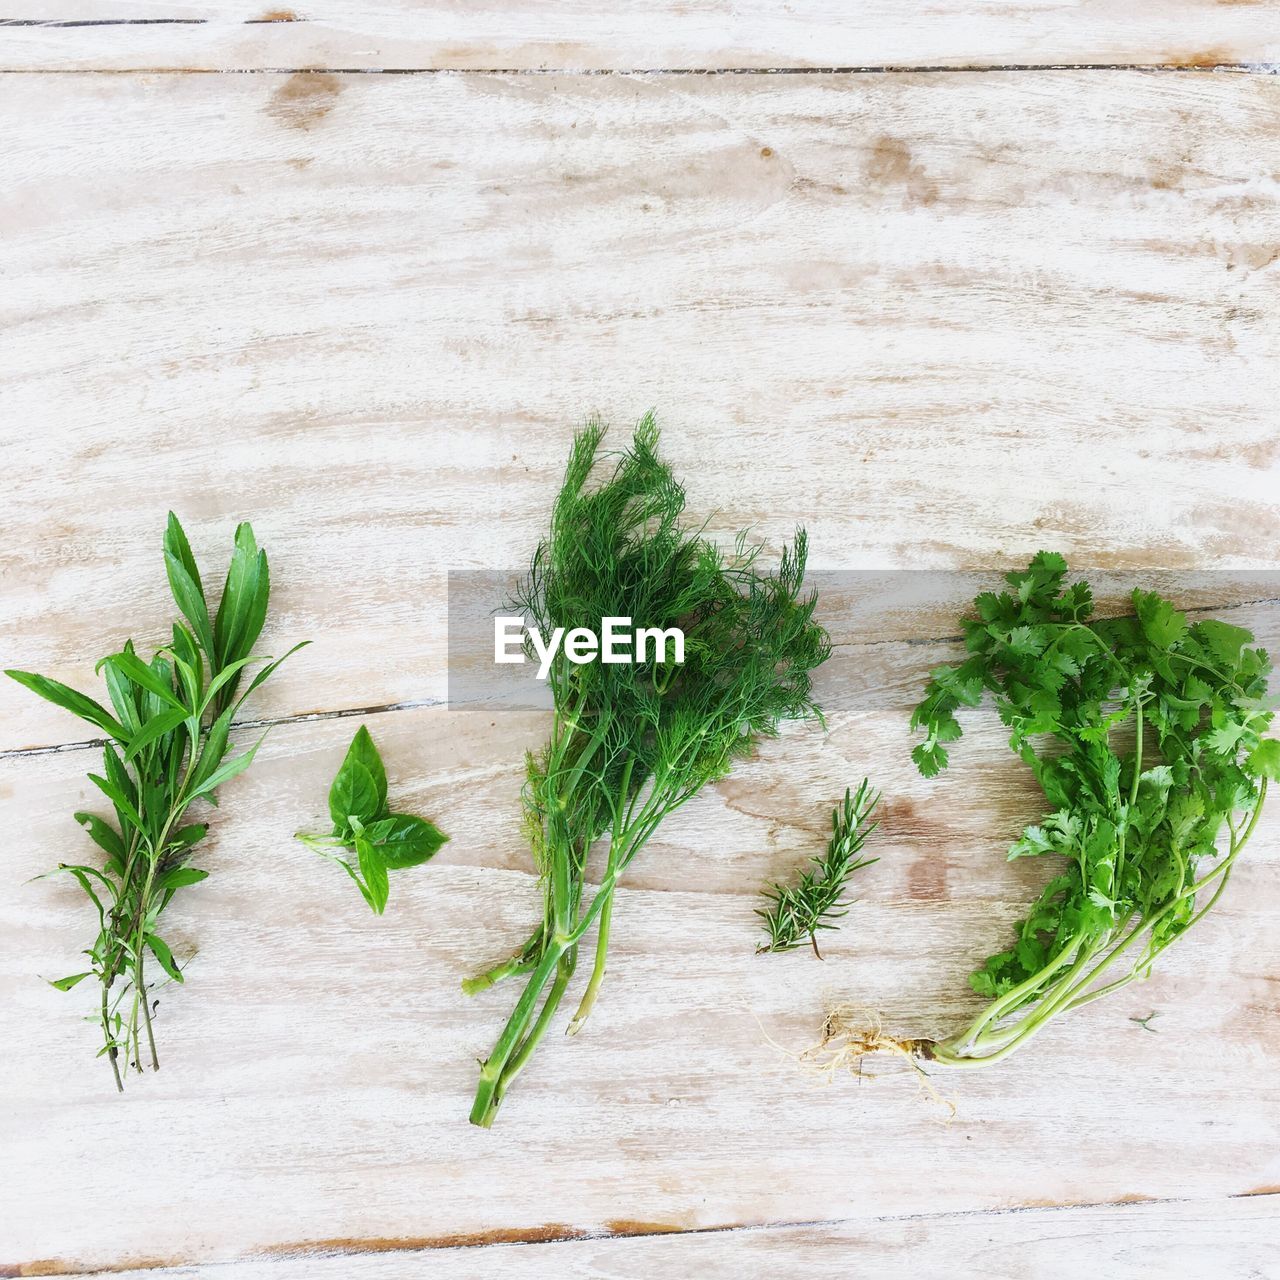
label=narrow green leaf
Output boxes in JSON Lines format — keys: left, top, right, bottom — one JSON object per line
{"left": 47, "top": 972, "right": 93, "bottom": 992}
{"left": 141, "top": 654, "right": 177, "bottom": 721}
{"left": 187, "top": 732, "right": 268, "bottom": 801}
{"left": 160, "top": 867, "right": 209, "bottom": 890}
{"left": 73, "top": 811, "right": 126, "bottom": 862}
{"left": 96, "top": 651, "right": 185, "bottom": 713}
{"left": 144, "top": 933, "right": 184, "bottom": 983}
{"left": 124, "top": 704, "right": 192, "bottom": 762}
{"left": 199, "top": 654, "right": 264, "bottom": 714}
{"left": 101, "top": 660, "right": 142, "bottom": 737}
{"left": 232, "top": 641, "right": 310, "bottom": 713}
{"left": 189, "top": 704, "right": 234, "bottom": 794}
{"left": 213, "top": 522, "right": 261, "bottom": 667}
{"left": 238, "top": 548, "right": 271, "bottom": 663}
{"left": 164, "top": 548, "right": 216, "bottom": 662}
{"left": 164, "top": 512, "right": 206, "bottom": 602}
{"left": 169, "top": 621, "right": 205, "bottom": 690}
{"left": 338, "top": 858, "right": 377, "bottom": 912}
{"left": 5, "top": 670, "right": 127, "bottom": 742}
{"left": 51, "top": 864, "right": 110, "bottom": 927}
{"left": 168, "top": 823, "right": 208, "bottom": 852}
{"left": 89, "top": 773, "right": 144, "bottom": 831}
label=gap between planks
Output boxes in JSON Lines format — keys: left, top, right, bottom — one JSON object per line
{"left": 0, "top": 16, "right": 1274, "bottom": 76}
{"left": 16, "top": 1190, "right": 1279, "bottom": 1277}
{"left": 0, "top": 59, "right": 1277, "bottom": 75}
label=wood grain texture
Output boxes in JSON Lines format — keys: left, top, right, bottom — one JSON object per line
{"left": 3, "top": 56, "right": 1280, "bottom": 1278}
{"left": 33, "top": 1197, "right": 1280, "bottom": 1280}
{"left": 2, "top": 624, "right": 1278, "bottom": 1271}
{"left": 2, "top": 3, "right": 1279, "bottom": 72}
{"left": 3, "top": 71, "right": 1278, "bottom": 750}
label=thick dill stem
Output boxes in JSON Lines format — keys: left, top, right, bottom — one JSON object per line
{"left": 470, "top": 942, "right": 566, "bottom": 1126}
{"left": 487, "top": 947, "right": 579, "bottom": 1120}
{"left": 462, "top": 925, "right": 546, "bottom": 996}
{"left": 567, "top": 807, "right": 630, "bottom": 1035}
{"left": 567, "top": 887, "right": 613, "bottom": 1035}
{"left": 462, "top": 954, "right": 534, "bottom": 996}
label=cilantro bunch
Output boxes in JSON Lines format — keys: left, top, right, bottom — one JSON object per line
{"left": 911, "top": 553, "right": 1276, "bottom": 1067}
{"left": 467, "top": 415, "right": 830, "bottom": 1126}
{"left": 7, "top": 515, "right": 305, "bottom": 1089}
{"left": 296, "top": 725, "right": 447, "bottom": 913}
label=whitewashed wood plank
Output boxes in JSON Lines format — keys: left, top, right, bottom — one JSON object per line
{"left": 2, "top": 70, "right": 1278, "bottom": 749}
{"left": 30, "top": 1197, "right": 1280, "bottom": 1280}
{"left": 1, "top": 4, "right": 1278, "bottom": 72}
{"left": 2, "top": 626, "right": 1278, "bottom": 1270}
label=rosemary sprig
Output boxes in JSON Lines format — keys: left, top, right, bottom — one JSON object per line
{"left": 757, "top": 781, "right": 880, "bottom": 957}
{"left": 7, "top": 514, "right": 305, "bottom": 1089}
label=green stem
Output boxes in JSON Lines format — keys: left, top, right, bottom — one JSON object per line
{"left": 101, "top": 978, "right": 123, "bottom": 1092}
{"left": 131, "top": 854, "right": 159, "bottom": 1064}
{"left": 948, "top": 931, "right": 1084, "bottom": 1052}
{"left": 486, "top": 947, "right": 579, "bottom": 1121}
{"left": 470, "top": 942, "right": 566, "bottom": 1126}
{"left": 137, "top": 952, "right": 158, "bottom": 1071}
{"left": 933, "top": 782, "right": 1267, "bottom": 1067}
{"left": 567, "top": 758, "right": 634, "bottom": 1035}
{"left": 944, "top": 936, "right": 1105, "bottom": 1064}
{"left": 567, "top": 889, "right": 613, "bottom": 1035}
{"left": 462, "top": 953, "right": 537, "bottom": 996}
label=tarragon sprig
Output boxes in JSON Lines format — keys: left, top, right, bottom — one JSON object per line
{"left": 7, "top": 514, "right": 306, "bottom": 1089}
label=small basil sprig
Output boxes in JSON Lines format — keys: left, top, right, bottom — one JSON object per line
{"left": 296, "top": 726, "right": 447, "bottom": 914}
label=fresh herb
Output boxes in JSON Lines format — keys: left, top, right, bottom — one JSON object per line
{"left": 295, "top": 725, "right": 448, "bottom": 914}
{"left": 466, "top": 415, "right": 830, "bottom": 1126}
{"left": 6, "top": 515, "right": 305, "bottom": 1090}
{"left": 757, "top": 781, "right": 880, "bottom": 957}
{"left": 903, "top": 553, "right": 1276, "bottom": 1067}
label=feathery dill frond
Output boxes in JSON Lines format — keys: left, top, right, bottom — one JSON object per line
{"left": 468, "top": 414, "right": 832, "bottom": 1125}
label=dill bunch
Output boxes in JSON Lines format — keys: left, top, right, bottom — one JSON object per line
{"left": 467, "top": 414, "right": 831, "bottom": 1126}
{"left": 758, "top": 780, "right": 880, "bottom": 957}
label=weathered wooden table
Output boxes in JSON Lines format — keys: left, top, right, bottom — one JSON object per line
{"left": 2, "top": 7, "right": 1278, "bottom": 1276}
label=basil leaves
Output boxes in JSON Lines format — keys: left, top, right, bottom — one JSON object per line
{"left": 296, "top": 725, "right": 447, "bottom": 914}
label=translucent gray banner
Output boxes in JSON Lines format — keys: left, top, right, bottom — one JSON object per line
{"left": 447, "top": 568, "right": 1280, "bottom": 711}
